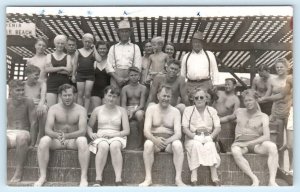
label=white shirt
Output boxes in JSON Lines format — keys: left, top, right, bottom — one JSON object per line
{"left": 106, "top": 41, "right": 142, "bottom": 73}
{"left": 181, "top": 50, "right": 220, "bottom": 85}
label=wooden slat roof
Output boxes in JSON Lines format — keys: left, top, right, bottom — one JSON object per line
{"left": 6, "top": 13, "right": 293, "bottom": 73}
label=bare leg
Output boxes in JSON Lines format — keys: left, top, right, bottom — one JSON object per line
{"left": 139, "top": 140, "right": 154, "bottom": 186}
{"left": 231, "top": 146, "right": 259, "bottom": 186}
{"left": 171, "top": 140, "right": 186, "bottom": 186}
{"left": 10, "top": 132, "right": 30, "bottom": 183}
{"left": 76, "top": 82, "right": 85, "bottom": 106}
{"left": 110, "top": 141, "right": 123, "bottom": 182}
{"left": 135, "top": 110, "right": 145, "bottom": 149}
{"left": 191, "top": 168, "right": 198, "bottom": 182}
{"left": 254, "top": 141, "right": 278, "bottom": 186}
{"left": 84, "top": 80, "right": 94, "bottom": 112}
{"left": 46, "top": 93, "right": 57, "bottom": 107}
{"left": 286, "top": 130, "right": 293, "bottom": 172}
{"left": 75, "top": 137, "right": 90, "bottom": 187}
{"left": 90, "top": 96, "right": 102, "bottom": 112}
{"left": 276, "top": 118, "right": 285, "bottom": 169}
{"left": 210, "top": 166, "right": 219, "bottom": 181}
{"left": 36, "top": 112, "right": 47, "bottom": 146}
{"left": 95, "top": 142, "right": 109, "bottom": 182}
{"left": 34, "top": 136, "right": 53, "bottom": 187}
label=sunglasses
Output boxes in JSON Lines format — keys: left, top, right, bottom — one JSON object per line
{"left": 194, "top": 96, "right": 205, "bottom": 101}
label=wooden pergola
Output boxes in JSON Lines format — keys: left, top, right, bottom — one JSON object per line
{"left": 6, "top": 13, "right": 293, "bottom": 87}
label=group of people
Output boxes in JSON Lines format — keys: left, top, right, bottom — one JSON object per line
{"left": 7, "top": 19, "right": 293, "bottom": 187}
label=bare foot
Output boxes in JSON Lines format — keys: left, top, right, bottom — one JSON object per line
{"left": 175, "top": 179, "right": 186, "bottom": 186}
{"left": 34, "top": 177, "right": 46, "bottom": 187}
{"left": 79, "top": 178, "right": 88, "bottom": 187}
{"left": 139, "top": 179, "right": 152, "bottom": 187}
{"left": 10, "top": 172, "right": 22, "bottom": 183}
{"left": 251, "top": 177, "right": 260, "bottom": 186}
{"left": 269, "top": 182, "right": 279, "bottom": 186}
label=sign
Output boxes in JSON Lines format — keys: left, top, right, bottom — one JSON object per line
{"left": 6, "top": 22, "right": 36, "bottom": 36}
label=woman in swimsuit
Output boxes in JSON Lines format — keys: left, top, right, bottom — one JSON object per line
{"left": 87, "top": 85, "right": 130, "bottom": 186}
{"left": 72, "top": 33, "right": 102, "bottom": 111}
{"left": 45, "top": 35, "right": 72, "bottom": 107}
{"left": 90, "top": 41, "right": 110, "bottom": 111}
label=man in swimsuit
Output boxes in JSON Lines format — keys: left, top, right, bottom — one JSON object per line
{"left": 121, "top": 66, "right": 147, "bottom": 149}
{"left": 139, "top": 85, "right": 186, "bottom": 186}
{"left": 34, "top": 84, "right": 90, "bottom": 187}
{"left": 252, "top": 64, "right": 274, "bottom": 115}
{"left": 7, "top": 79, "right": 37, "bottom": 183}
{"left": 213, "top": 78, "right": 240, "bottom": 151}
{"left": 147, "top": 59, "right": 189, "bottom": 114}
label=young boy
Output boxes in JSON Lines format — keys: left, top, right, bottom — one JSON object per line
{"left": 148, "top": 36, "right": 169, "bottom": 80}
{"left": 121, "top": 67, "right": 147, "bottom": 149}
{"left": 24, "top": 65, "right": 47, "bottom": 145}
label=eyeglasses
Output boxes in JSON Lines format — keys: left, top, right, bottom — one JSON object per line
{"left": 194, "top": 96, "right": 205, "bottom": 101}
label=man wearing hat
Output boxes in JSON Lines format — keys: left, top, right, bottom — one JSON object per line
{"left": 181, "top": 31, "right": 220, "bottom": 103}
{"left": 106, "top": 19, "right": 142, "bottom": 91}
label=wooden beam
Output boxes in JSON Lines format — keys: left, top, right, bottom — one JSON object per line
{"left": 249, "top": 51, "right": 257, "bottom": 86}
{"left": 183, "top": 17, "right": 194, "bottom": 42}
{"left": 157, "top": 16, "right": 163, "bottom": 36}
{"left": 164, "top": 17, "right": 171, "bottom": 43}
{"left": 229, "top": 16, "right": 254, "bottom": 42}
{"left": 143, "top": 17, "right": 148, "bottom": 40}
{"left": 7, "top": 36, "right": 292, "bottom": 52}
{"left": 170, "top": 17, "right": 178, "bottom": 42}
{"left": 80, "top": 17, "right": 93, "bottom": 34}
{"left": 135, "top": 17, "right": 142, "bottom": 43}
{"left": 268, "top": 17, "right": 292, "bottom": 42}
{"left": 33, "top": 14, "right": 56, "bottom": 40}
{"left": 177, "top": 17, "right": 186, "bottom": 43}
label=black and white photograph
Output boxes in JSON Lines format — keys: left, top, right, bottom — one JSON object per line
{"left": 5, "top": 6, "right": 293, "bottom": 187}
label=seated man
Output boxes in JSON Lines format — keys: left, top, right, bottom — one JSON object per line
{"left": 213, "top": 78, "right": 240, "bottom": 152}
{"left": 24, "top": 65, "right": 48, "bottom": 145}
{"left": 121, "top": 66, "right": 147, "bottom": 149}
{"left": 34, "top": 84, "right": 90, "bottom": 187}
{"left": 220, "top": 89, "right": 278, "bottom": 186}
{"left": 139, "top": 85, "right": 185, "bottom": 186}
{"left": 147, "top": 59, "right": 189, "bottom": 114}
{"left": 7, "top": 80, "right": 37, "bottom": 183}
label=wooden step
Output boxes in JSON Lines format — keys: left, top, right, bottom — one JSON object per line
{"left": 8, "top": 148, "right": 270, "bottom": 186}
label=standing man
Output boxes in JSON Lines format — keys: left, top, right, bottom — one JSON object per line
{"left": 66, "top": 36, "right": 78, "bottom": 99}
{"left": 181, "top": 31, "right": 220, "bottom": 102}
{"left": 213, "top": 78, "right": 240, "bottom": 151}
{"left": 252, "top": 64, "right": 274, "bottom": 115}
{"left": 106, "top": 19, "right": 142, "bottom": 90}
{"left": 7, "top": 80, "right": 37, "bottom": 183}
{"left": 147, "top": 59, "right": 189, "bottom": 114}
{"left": 34, "top": 84, "right": 90, "bottom": 187}
{"left": 139, "top": 85, "right": 186, "bottom": 186}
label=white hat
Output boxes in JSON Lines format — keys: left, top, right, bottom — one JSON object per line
{"left": 117, "top": 20, "right": 132, "bottom": 30}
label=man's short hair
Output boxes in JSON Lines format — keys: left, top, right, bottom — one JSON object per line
{"left": 143, "top": 39, "right": 152, "bottom": 48}
{"left": 128, "top": 66, "right": 140, "bottom": 74}
{"left": 257, "top": 64, "right": 270, "bottom": 72}
{"left": 9, "top": 79, "right": 24, "bottom": 91}
{"left": 274, "top": 57, "right": 290, "bottom": 68}
{"left": 225, "top": 78, "right": 237, "bottom": 85}
{"left": 25, "top": 65, "right": 41, "bottom": 76}
{"left": 67, "top": 36, "right": 77, "bottom": 42}
{"left": 103, "top": 85, "right": 120, "bottom": 96}
{"left": 157, "top": 84, "right": 173, "bottom": 95}
{"left": 241, "top": 89, "right": 259, "bottom": 100}
{"left": 166, "top": 59, "right": 181, "bottom": 68}
{"left": 58, "top": 84, "right": 76, "bottom": 94}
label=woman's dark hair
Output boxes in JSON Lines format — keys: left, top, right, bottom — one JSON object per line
{"left": 96, "top": 40, "right": 110, "bottom": 50}
{"left": 35, "top": 37, "right": 48, "bottom": 47}
{"left": 103, "top": 85, "right": 120, "bottom": 96}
